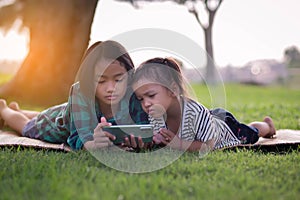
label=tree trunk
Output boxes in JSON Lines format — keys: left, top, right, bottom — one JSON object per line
{"left": 204, "top": 26, "right": 216, "bottom": 84}
{"left": 0, "top": 0, "right": 98, "bottom": 106}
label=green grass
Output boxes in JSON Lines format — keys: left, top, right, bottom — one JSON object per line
{"left": 192, "top": 84, "right": 300, "bottom": 130}
{"left": 1, "top": 84, "right": 300, "bottom": 200}
{"left": 1, "top": 148, "right": 299, "bottom": 200}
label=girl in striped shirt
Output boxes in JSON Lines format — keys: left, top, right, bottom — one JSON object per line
{"left": 129, "top": 57, "right": 276, "bottom": 151}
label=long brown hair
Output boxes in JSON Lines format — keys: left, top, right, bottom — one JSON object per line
{"left": 75, "top": 40, "right": 135, "bottom": 98}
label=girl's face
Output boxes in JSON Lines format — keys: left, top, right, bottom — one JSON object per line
{"left": 95, "top": 60, "right": 128, "bottom": 106}
{"left": 133, "top": 81, "right": 175, "bottom": 118}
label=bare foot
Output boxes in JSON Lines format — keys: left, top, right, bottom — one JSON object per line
{"left": 263, "top": 116, "right": 276, "bottom": 138}
{"left": 8, "top": 101, "right": 20, "bottom": 111}
{"left": 0, "top": 99, "right": 7, "bottom": 111}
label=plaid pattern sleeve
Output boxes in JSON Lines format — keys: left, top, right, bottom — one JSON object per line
{"left": 33, "top": 103, "right": 70, "bottom": 143}
{"left": 66, "top": 83, "right": 97, "bottom": 150}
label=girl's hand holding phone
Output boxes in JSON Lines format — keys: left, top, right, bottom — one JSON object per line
{"left": 84, "top": 117, "right": 116, "bottom": 150}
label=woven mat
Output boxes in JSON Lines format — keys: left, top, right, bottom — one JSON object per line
{"left": 255, "top": 129, "right": 300, "bottom": 145}
{"left": 227, "top": 129, "right": 300, "bottom": 152}
{"left": 0, "top": 130, "right": 71, "bottom": 152}
{"left": 0, "top": 129, "right": 299, "bottom": 152}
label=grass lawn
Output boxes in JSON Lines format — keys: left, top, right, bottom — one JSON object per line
{"left": 0, "top": 83, "right": 300, "bottom": 200}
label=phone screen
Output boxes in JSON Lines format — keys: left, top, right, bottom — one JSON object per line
{"left": 103, "top": 125, "right": 153, "bottom": 144}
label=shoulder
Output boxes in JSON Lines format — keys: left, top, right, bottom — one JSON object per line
{"left": 183, "top": 98, "right": 208, "bottom": 113}
{"left": 69, "top": 82, "right": 80, "bottom": 93}
{"left": 67, "top": 82, "right": 90, "bottom": 105}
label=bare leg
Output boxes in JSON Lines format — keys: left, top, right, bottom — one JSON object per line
{"left": 248, "top": 116, "right": 276, "bottom": 138}
{"left": 0, "top": 99, "right": 30, "bottom": 135}
{"left": 8, "top": 101, "right": 40, "bottom": 119}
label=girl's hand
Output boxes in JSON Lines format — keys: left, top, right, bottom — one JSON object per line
{"left": 153, "top": 133, "right": 165, "bottom": 144}
{"left": 84, "top": 117, "right": 116, "bottom": 150}
{"left": 123, "top": 134, "right": 154, "bottom": 152}
{"left": 159, "top": 128, "right": 176, "bottom": 144}
{"left": 123, "top": 135, "right": 145, "bottom": 149}
{"left": 158, "top": 128, "right": 183, "bottom": 150}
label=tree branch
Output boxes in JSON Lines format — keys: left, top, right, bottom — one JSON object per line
{"left": 188, "top": 4, "right": 205, "bottom": 29}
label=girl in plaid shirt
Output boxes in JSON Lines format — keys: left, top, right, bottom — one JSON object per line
{"left": 0, "top": 40, "right": 148, "bottom": 150}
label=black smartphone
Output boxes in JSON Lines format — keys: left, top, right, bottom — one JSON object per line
{"left": 103, "top": 124, "right": 154, "bottom": 144}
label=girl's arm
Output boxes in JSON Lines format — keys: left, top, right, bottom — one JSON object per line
{"left": 159, "top": 128, "right": 214, "bottom": 152}
{"left": 67, "top": 83, "right": 99, "bottom": 150}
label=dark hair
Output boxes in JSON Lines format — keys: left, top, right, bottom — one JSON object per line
{"left": 75, "top": 40, "right": 135, "bottom": 98}
{"left": 132, "top": 57, "right": 187, "bottom": 97}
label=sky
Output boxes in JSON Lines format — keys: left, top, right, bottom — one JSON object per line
{"left": 0, "top": 0, "right": 300, "bottom": 67}
{"left": 90, "top": 0, "right": 300, "bottom": 67}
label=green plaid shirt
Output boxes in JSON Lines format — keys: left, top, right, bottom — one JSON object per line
{"left": 33, "top": 82, "right": 148, "bottom": 150}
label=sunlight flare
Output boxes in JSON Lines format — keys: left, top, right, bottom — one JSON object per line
{"left": 0, "top": 28, "right": 29, "bottom": 61}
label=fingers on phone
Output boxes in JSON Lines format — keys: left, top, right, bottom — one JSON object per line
{"left": 137, "top": 137, "right": 144, "bottom": 148}
{"left": 123, "top": 137, "right": 130, "bottom": 146}
{"left": 93, "top": 135, "right": 113, "bottom": 148}
{"left": 129, "top": 134, "right": 137, "bottom": 148}
{"left": 104, "top": 131, "right": 116, "bottom": 141}
{"left": 124, "top": 135, "right": 143, "bottom": 149}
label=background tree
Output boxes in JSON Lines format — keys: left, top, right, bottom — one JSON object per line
{"left": 187, "top": 0, "right": 223, "bottom": 83}
{"left": 0, "top": 0, "right": 99, "bottom": 106}
{"left": 120, "top": 0, "right": 223, "bottom": 83}
{"left": 284, "top": 46, "right": 300, "bottom": 68}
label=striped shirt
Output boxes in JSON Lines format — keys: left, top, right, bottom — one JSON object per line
{"left": 150, "top": 98, "right": 241, "bottom": 150}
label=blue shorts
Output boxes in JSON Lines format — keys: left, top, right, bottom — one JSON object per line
{"left": 210, "top": 108, "right": 259, "bottom": 144}
{"left": 22, "top": 117, "right": 40, "bottom": 139}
